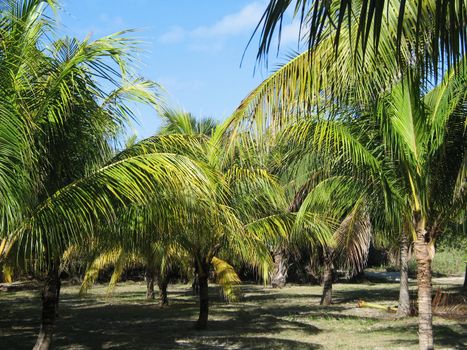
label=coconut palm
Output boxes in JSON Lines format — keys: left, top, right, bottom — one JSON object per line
{"left": 228, "top": 44, "right": 465, "bottom": 349}
{"left": 241, "top": 1, "right": 467, "bottom": 345}
{"left": 77, "top": 235, "right": 187, "bottom": 305}
{"left": 0, "top": 0, "right": 55, "bottom": 239}
{"left": 158, "top": 108, "right": 218, "bottom": 136}
{"left": 109, "top": 109, "right": 335, "bottom": 329}
{"left": 0, "top": 2, "right": 222, "bottom": 349}
{"left": 279, "top": 127, "right": 388, "bottom": 303}
{"left": 374, "top": 68, "right": 465, "bottom": 349}
{"left": 299, "top": 199, "right": 372, "bottom": 305}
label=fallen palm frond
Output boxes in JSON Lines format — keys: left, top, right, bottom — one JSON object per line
{"left": 357, "top": 300, "right": 397, "bottom": 313}
{"left": 431, "top": 288, "right": 467, "bottom": 320}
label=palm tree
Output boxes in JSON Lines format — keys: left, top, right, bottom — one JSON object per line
{"left": 77, "top": 236, "right": 186, "bottom": 305}
{"left": 158, "top": 108, "right": 218, "bottom": 136}
{"left": 240, "top": 1, "right": 467, "bottom": 346}
{"left": 375, "top": 69, "right": 465, "bottom": 349}
{"left": 228, "top": 45, "right": 465, "bottom": 349}
{"left": 110, "top": 109, "right": 335, "bottom": 329}
{"left": 0, "top": 0, "right": 54, "bottom": 240}
{"left": 0, "top": 2, "right": 221, "bottom": 349}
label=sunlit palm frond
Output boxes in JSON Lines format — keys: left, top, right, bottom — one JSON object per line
{"left": 253, "top": 0, "right": 466, "bottom": 78}
{"left": 19, "top": 153, "right": 216, "bottom": 264}
{"left": 79, "top": 248, "right": 124, "bottom": 295}
{"left": 211, "top": 256, "right": 241, "bottom": 302}
{"left": 111, "top": 134, "right": 210, "bottom": 163}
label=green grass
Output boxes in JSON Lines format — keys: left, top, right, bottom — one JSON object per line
{"left": 431, "top": 249, "right": 467, "bottom": 276}
{"left": 0, "top": 279, "right": 465, "bottom": 349}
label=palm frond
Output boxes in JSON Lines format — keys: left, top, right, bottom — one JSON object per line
{"left": 253, "top": 0, "right": 466, "bottom": 79}
{"left": 19, "top": 153, "right": 216, "bottom": 263}
{"left": 212, "top": 256, "right": 241, "bottom": 302}
{"left": 333, "top": 203, "right": 372, "bottom": 275}
{"left": 79, "top": 248, "right": 123, "bottom": 295}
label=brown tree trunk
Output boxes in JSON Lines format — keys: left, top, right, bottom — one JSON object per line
{"left": 414, "top": 211, "right": 434, "bottom": 350}
{"left": 33, "top": 261, "right": 60, "bottom": 350}
{"left": 145, "top": 268, "right": 155, "bottom": 300}
{"left": 271, "top": 247, "right": 288, "bottom": 288}
{"left": 158, "top": 277, "right": 168, "bottom": 306}
{"left": 196, "top": 261, "right": 209, "bottom": 330}
{"left": 397, "top": 230, "right": 411, "bottom": 317}
{"left": 320, "top": 256, "right": 333, "bottom": 305}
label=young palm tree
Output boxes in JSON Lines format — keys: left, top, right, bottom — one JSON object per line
{"left": 110, "top": 109, "right": 335, "bottom": 329}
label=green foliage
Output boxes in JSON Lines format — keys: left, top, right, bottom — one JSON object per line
{"left": 212, "top": 256, "right": 241, "bottom": 302}
{"left": 253, "top": 1, "right": 466, "bottom": 86}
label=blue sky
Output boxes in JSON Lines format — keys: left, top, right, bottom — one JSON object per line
{"left": 59, "top": 0, "right": 301, "bottom": 138}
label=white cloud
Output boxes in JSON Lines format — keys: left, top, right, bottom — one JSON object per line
{"left": 158, "top": 1, "right": 265, "bottom": 45}
{"left": 156, "top": 1, "right": 304, "bottom": 55}
{"left": 191, "top": 2, "right": 264, "bottom": 38}
{"left": 279, "top": 20, "right": 302, "bottom": 46}
{"left": 158, "top": 26, "right": 185, "bottom": 44}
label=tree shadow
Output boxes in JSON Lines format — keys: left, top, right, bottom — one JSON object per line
{"left": 0, "top": 286, "right": 323, "bottom": 350}
{"left": 368, "top": 323, "right": 467, "bottom": 349}
{"left": 2, "top": 283, "right": 465, "bottom": 350}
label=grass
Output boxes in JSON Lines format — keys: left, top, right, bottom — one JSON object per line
{"left": 0, "top": 279, "right": 465, "bottom": 349}
{"left": 431, "top": 248, "right": 467, "bottom": 276}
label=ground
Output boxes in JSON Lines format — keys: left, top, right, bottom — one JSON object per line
{"left": 0, "top": 278, "right": 465, "bottom": 349}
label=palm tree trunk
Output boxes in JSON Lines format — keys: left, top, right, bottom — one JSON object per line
{"left": 320, "top": 256, "right": 333, "bottom": 305}
{"left": 192, "top": 274, "right": 199, "bottom": 295}
{"left": 158, "top": 277, "right": 168, "bottom": 306}
{"left": 413, "top": 211, "right": 434, "bottom": 350}
{"left": 397, "top": 230, "right": 411, "bottom": 317}
{"left": 145, "top": 268, "right": 155, "bottom": 300}
{"left": 33, "top": 261, "right": 60, "bottom": 350}
{"left": 196, "top": 261, "right": 209, "bottom": 330}
{"left": 271, "top": 246, "right": 288, "bottom": 288}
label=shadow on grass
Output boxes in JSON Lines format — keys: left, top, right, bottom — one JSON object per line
{"left": 2, "top": 283, "right": 465, "bottom": 350}
{"left": 0, "top": 286, "right": 323, "bottom": 350}
{"left": 368, "top": 323, "right": 467, "bottom": 349}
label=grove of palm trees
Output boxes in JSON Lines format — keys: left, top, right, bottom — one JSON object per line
{"left": 0, "top": 1, "right": 465, "bottom": 350}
